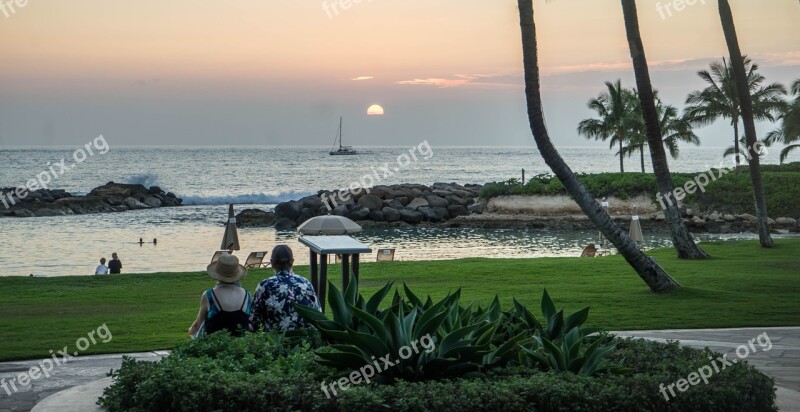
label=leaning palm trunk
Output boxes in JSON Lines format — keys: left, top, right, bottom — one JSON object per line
{"left": 517, "top": 0, "right": 679, "bottom": 292}
{"left": 718, "top": 0, "right": 773, "bottom": 248}
{"left": 620, "top": 0, "right": 709, "bottom": 259}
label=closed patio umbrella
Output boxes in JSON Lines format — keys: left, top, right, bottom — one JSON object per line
{"left": 297, "top": 215, "right": 362, "bottom": 235}
{"left": 221, "top": 204, "right": 240, "bottom": 252}
{"left": 629, "top": 205, "right": 644, "bottom": 244}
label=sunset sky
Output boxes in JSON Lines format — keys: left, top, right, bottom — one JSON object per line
{"left": 0, "top": 0, "right": 798, "bottom": 147}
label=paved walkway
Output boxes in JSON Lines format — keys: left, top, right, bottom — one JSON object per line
{"left": 1, "top": 328, "right": 798, "bottom": 411}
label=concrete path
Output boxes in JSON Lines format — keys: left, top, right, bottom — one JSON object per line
{"left": 1, "top": 328, "right": 798, "bottom": 411}
{"left": 0, "top": 352, "right": 168, "bottom": 412}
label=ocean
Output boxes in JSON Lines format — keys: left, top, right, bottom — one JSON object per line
{"left": 0, "top": 145, "right": 768, "bottom": 276}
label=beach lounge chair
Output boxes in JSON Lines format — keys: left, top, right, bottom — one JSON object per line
{"left": 376, "top": 248, "right": 396, "bottom": 262}
{"left": 210, "top": 251, "right": 229, "bottom": 265}
{"left": 580, "top": 244, "right": 597, "bottom": 258}
{"left": 244, "top": 251, "right": 269, "bottom": 269}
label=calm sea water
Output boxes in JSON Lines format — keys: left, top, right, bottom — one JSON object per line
{"left": 0, "top": 145, "right": 769, "bottom": 276}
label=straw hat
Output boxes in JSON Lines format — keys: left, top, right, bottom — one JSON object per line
{"left": 207, "top": 253, "right": 247, "bottom": 282}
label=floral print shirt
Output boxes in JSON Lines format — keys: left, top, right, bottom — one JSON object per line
{"left": 249, "top": 269, "right": 322, "bottom": 332}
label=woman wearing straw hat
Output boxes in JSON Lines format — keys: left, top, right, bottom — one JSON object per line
{"left": 188, "top": 253, "right": 253, "bottom": 338}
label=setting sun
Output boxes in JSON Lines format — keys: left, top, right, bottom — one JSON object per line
{"left": 367, "top": 104, "right": 385, "bottom": 116}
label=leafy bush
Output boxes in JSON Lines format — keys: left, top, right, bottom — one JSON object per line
{"left": 479, "top": 166, "right": 800, "bottom": 217}
{"left": 99, "top": 334, "right": 776, "bottom": 411}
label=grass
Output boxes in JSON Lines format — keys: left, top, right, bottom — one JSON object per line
{"left": 1, "top": 239, "right": 798, "bottom": 361}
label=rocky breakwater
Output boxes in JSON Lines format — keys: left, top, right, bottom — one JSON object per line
{"left": 0, "top": 182, "right": 182, "bottom": 218}
{"left": 258, "top": 183, "right": 484, "bottom": 230}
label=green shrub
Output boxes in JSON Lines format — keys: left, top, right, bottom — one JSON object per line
{"left": 479, "top": 165, "right": 800, "bottom": 217}
{"left": 100, "top": 334, "right": 775, "bottom": 411}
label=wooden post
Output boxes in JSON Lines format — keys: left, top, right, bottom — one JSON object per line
{"left": 319, "top": 255, "right": 328, "bottom": 312}
{"left": 522, "top": 168, "right": 526, "bottom": 185}
{"left": 310, "top": 251, "right": 318, "bottom": 294}
{"left": 352, "top": 254, "right": 360, "bottom": 284}
{"left": 342, "top": 254, "right": 350, "bottom": 292}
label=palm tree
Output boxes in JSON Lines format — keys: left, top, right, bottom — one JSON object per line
{"left": 622, "top": 92, "right": 701, "bottom": 173}
{"left": 684, "top": 57, "right": 786, "bottom": 172}
{"left": 717, "top": 0, "right": 773, "bottom": 248}
{"left": 767, "top": 79, "right": 800, "bottom": 163}
{"left": 578, "top": 80, "right": 635, "bottom": 173}
{"left": 517, "top": 0, "right": 680, "bottom": 291}
{"left": 619, "top": 0, "right": 709, "bottom": 260}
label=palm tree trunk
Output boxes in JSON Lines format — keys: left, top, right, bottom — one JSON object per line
{"left": 620, "top": 0, "right": 709, "bottom": 259}
{"left": 517, "top": 0, "right": 680, "bottom": 292}
{"left": 618, "top": 137, "right": 625, "bottom": 173}
{"left": 733, "top": 120, "right": 741, "bottom": 175}
{"left": 718, "top": 0, "right": 773, "bottom": 248}
{"left": 640, "top": 144, "right": 645, "bottom": 173}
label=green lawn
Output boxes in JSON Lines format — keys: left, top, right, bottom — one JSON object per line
{"left": 1, "top": 239, "right": 798, "bottom": 361}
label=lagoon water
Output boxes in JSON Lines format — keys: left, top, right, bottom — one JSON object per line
{"left": 0, "top": 145, "right": 770, "bottom": 276}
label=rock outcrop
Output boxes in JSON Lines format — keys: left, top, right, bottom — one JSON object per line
{"left": 268, "top": 183, "right": 482, "bottom": 229}
{"left": 0, "top": 182, "right": 182, "bottom": 218}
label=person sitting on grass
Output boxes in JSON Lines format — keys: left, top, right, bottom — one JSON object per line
{"left": 188, "top": 253, "right": 253, "bottom": 338}
{"left": 250, "top": 245, "right": 322, "bottom": 332}
{"left": 95, "top": 257, "right": 109, "bottom": 275}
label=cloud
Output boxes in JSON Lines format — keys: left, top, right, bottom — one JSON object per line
{"left": 396, "top": 73, "right": 520, "bottom": 89}
{"left": 352, "top": 76, "right": 374, "bottom": 81}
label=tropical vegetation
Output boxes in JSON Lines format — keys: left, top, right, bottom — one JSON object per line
{"left": 97, "top": 285, "right": 778, "bottom": 411}
{"left": 767, "top": 78, "right": 800, "bottom": 163}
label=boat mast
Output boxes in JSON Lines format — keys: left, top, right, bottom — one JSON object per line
{"left": 338, "top": 116, "right": 343, "bottom": 150}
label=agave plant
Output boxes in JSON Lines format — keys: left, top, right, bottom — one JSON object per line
{"left": 296, "top": 283, "right": 624, "bottom": 381}
{"left": 295, "top": 279, "right": 503, "bottom": 382}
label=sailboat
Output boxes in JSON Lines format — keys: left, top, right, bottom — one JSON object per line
{"left": 329, "top": 116, "right": 358, "bottom": 155}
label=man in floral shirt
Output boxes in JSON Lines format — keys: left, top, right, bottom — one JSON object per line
{"left": 250, "top": 245, "right": 322, "bottom": 332}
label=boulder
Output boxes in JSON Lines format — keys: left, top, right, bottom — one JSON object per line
{"left": 737, "top": 213, "right": 758, "bottom": 223}
{"left": 445, "top": 195, "right": 471, "bottom": 206}
{"left": 418, "top": 206, "right": 437, "bottom": 221}
{"left": 369, "top": 210, "right": 385, "bottom": 221}
{"left": 425, "top": 195, "right": 449, "bottom": 208}
{"left": 467, "top": 202, "right": 485, "bottom": 215}
{"left": 274, "top": 200, "right": 302, "bottom": 220}
{"left": 383, "top": 199, "right": 405, "bottom": 209}
{"left": 143, "top": 196, "right": 162, "bottom": 208}
{"left": 301, "top": 195, "right": 324, "bottom": 210}
{"left": 406, "top": 197, "right": 429, "bottom": 210}
{"left": 382, "top": 207, "right": 401, "bottom": 222}
{"left": 724, "top": 214, "right": 736, "bottom": 222}
{"left": 333, "top": 205, "right": 349, "bottom": 216}
{"left": 122, "top": 197, "right": 151, "bottom": 210}
{"left": 33, "top": 207, "right": 74, "bottom": 217}
{"left": 235, "top": 209, "right": 276, "bottom": 227}
{"left": 358, "top": 194, "right": 384, "bottom": 211}
{"left": 297, "top": 207, "right": 316, "bottom": 225}
{"left": 432, "top": 207, "right": 449, "bottom": 221}
{"left": 655, "top": 212, "right": 666, "bottom": 221}
{"left": 89, "top": 182, "right": 149, "bottom": 199}
{"left": 398, "top": 209, "right": 423, "bottom": 224}
{"left": 447, "top": 204, "right": 468, "bottom": 218}
{"left": 349, "top": 207, "right": 371, "bottom": 220}
{"left": 708, "top": 211, "right": 722, "bottom": 221}
{"left": 776, "top": 217, "right": 797, "bottom": 226}
{"left": 55, "top": 196, "right": 121, "bottom": 214}
{"left": 394, "top": 196, "right": 410, "bottom": 206}
{"left": 148, "top": 186, "right": 162, "bottom": 195}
